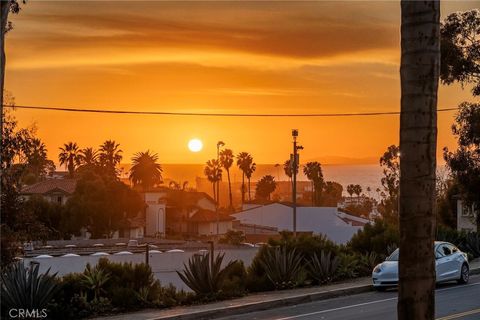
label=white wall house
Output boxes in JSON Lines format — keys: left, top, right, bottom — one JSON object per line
{"left": 232, "top": 203, "right": 369, "bottom": 244}
{"left": 143, "top": 191, "right": 167, "bottom": 237}
{"left": 456, "top": 199, "right": 478, "bottom": 232}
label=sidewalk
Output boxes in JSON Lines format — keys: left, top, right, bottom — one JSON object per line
{"left": 96, "top": 259, "right": 480, "bottom": 320}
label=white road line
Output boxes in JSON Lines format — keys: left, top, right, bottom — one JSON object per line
{"left": 275, "top": 282, "right": 480, "bottom": 320}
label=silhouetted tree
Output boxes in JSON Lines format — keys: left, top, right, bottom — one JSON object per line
{"left": 441, "top": 9, "right": 480, "bottom": 96}
{"left": 378, "top": 145, "right": 400, "bottom": 225}
{"left": 129, "top": 150, "right": 163, "bottom": 191}
{"left": 443, "top": 102, "right": 480, "bottom": 229}
{"left": 246, "top": 161, "right": 256, "bottom": 201}
{"left": 220, "top": 148, "right": 234, "bottom": 209}
{"left": 255, "top": 175, "right": 276, "bottom": 200}
{"left": 99, "top": 140, "right": 122, "bottom": 177}
{"left": 58, "top": 142, "right": 81, "bottom": 177}
{"left": 398, "top": 1, "right": 439, "bottom": 318}
{"left": 353, "top": 184, "right": 362, "bottom": 198}
{"left": 346, "top": 184, "right": 355, "bottom": 199}
{"left": 236, "top": 152, "right": 253, "bottom": 204}
{"left": 303, "top": 161, "right": 324, "bottom": 206}
{"left": 204, "top": 159, "right": 222, "bottom": 201}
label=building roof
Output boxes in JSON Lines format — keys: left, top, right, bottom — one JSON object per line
{"left": 189, "top": 209, "right": 234, "bottom": 223}
{"left": 21, "top": 179, "right": 77, "bottom": 195}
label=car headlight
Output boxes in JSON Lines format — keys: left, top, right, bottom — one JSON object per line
{"left": 373, "top": 264, "right": 382, "bottom": 273}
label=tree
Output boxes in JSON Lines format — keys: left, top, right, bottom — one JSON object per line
{"left": 219, "top": 148, "right": 234, "bottom": 209}
{"left": 398, "top": 2, "right": 439, "bottom": 319}
{"left": 65, "top": 171, "right": 143, "bottom": 239}
{"left": 443, "top": 102, "right": 480, "bottom": 228}
{"left": 236, "top": 152, "right": 253, "bottom": 204}
{"left": 353, "top": 184, "right": 362, "bottom": 198}
{"left": 21, "top": 138, "right": 55, "bottom": 185}
{"left": 245, "top": 161, "right": 256, "bottom": 201}
{"left": 58, "top": 142, "right": 81, "bottom": 177}
{"left": 440, "top": 9, "right": 480, "bottom": 96}
{"left": 1, "top": 1, "right": 22, "bottom": 131}
{"left": 321, "top": 181, "right": 343, "bottom": 206}
{"left": 98, "top": 140, "right": 122, "bottom": 177}
{"left": 283, "top": 159, "right": 297, "bottom": 193}
{"left": 303, "top": 162, "right": 324, "bottom": 206}
{"left": 346, "top": 184, "right": 355, "bottom": 199}
{"left": 77, "top": 147, "right": 98, "bottom": 172}
{"left": 129, "top": 150, "right": 163, "bottom": 192}
{"left": 255, "top": 175, "right": 276, "bottom": 200}
{"left": 378, "top": 145, "right": 400, "bottom": 225}
{"left": 204, "top": 159, "right": 222, "bottom": 202}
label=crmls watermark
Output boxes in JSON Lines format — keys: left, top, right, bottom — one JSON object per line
{"left": 8, "top": 309, "right": 48, "bottom": 319}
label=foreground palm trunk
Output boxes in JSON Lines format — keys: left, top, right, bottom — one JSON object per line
{"left": 1, "top": 0, "right": 11, "bottom": 127}
{"left": 398, "top": 1, "right": 440, "bottom": 319}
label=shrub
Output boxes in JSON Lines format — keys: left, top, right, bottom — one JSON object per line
{"left": 348, "top": 219, "right": 399, "bottom": 257}
{"left": 177, "top": 253, "right": 238, "bottom": 298}
{"left": 336, "top": 253, "right": 359, "bottom": 279}
{"left": 81, "top": 264, "right": 111, "bottom": 300}
{"left": 308, "top": 251, "right": 340, "bottom": 284}
{"left": 1, "top": 262, "right": 60, "bottom": 317}
{"left": 437, "top": 226, "right": 480, "bottom": 259}
{"left": 245, "top": 255, "right": 275, "bottom": 292}
{"left": 220, "top": 260, "right": 247, "bottom": 297}
{"left": 357, "top": 252, "right": 381, "bottom": 276}
{"left": 269, "top": 232, "right": 339, "bottom": 259}
{"left": 219, "top": 230, "right": 246, "bottom": 245}
{"left": 259, "top": 246, "right": 305, "bottom": 290}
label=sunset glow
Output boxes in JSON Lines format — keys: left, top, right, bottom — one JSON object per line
{"left": 188, "top": 139, "right": 203, "bottom": 153}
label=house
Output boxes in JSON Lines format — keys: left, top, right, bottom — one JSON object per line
{"left": 232, "top": 202, "right": 370, "bottom": 244}
{"left": 456, "top": 198, "right": 478, "bottom": 232}
{"left": 21, "top": 179, "right": 77, "bottom": 205}
{"left": 188, "top": 209, "right": 234, "bottom": 236}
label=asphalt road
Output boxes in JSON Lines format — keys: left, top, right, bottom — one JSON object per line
{"left": 218, "top": 275, "right": 480, "bottom": 320}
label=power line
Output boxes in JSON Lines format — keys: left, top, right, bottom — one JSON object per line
{"left": 3, "top": 104, "right": 459, "bottom": 117}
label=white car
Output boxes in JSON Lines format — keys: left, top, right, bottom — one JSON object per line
{"left": 372, "top": 241, "right": 469, "bottom": 291}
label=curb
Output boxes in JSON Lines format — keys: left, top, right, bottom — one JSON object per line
{"left": 150, "top": 284, "right": 373, "bottom": 320}
{"left": 151, "top": 267, "right": 480, "bottom": 320}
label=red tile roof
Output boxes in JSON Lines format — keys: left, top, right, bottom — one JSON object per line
{"left": 21, "top": 179, "right": 77, "bottom": 195}
{"left": 189, "top": 209, "right": 234, "bottom": 223}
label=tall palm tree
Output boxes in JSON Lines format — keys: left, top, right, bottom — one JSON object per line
{"left": 99, "top": 140, "right": 122, "bottom": 177}
{"left": 129, "top": 150, "right": 163, "bottom": 191}
{"left": 303, "top": 161, "right": 324, "bottom": 206}
{"left": 398, "top": 2, "right": 440, "bottom": 319}
{"left": 220, "top": 148, "right": 234, "bottom": 209}
{"left": 236, "top": 152, "right": 253, "bottom": 204}
{"left": 58, "top": 142, "right": 81, "bottom": 177}
{"left": 204, "top": 159, "right": 222, "bottom": 201}
{"left": 77, "top": 147, "right": 98, "bottom": 171}
{"left": 284, "top": 159, "right": 297, "bottom": 194}
{"left": 245, "top": 162, "right": 256, "bottom": 201}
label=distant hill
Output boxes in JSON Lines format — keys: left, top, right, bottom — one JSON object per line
{"left": 304, "top": 155, "right": 378, "bottom": 165}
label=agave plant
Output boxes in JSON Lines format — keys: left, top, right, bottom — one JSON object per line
{"left": 336, "top": 253, "right": 359, "bottom": 279}
{"left": 1, "top": 262, "right": 60, "bottom": 312}
{"left": 358, "top": 252, "right": 380, "bottom": 276}
{"left": 308, "top": 251, "right": 340, "bottom": 284}
{"left": 177, "top": 253, "right": 236, "bottom": 296}
{"left": 81, "top": 264, "right": 111, "bottom": 300}
{"left": 260, "top": 246, "right": 304, "bottom": 290}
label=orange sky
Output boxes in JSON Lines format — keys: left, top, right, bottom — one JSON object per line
{"left": 5, "top": 1, "right": 479, "bottom": 165}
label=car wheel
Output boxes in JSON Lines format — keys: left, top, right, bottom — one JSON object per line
{"left": 457, "top": 263, "right": 469, "bottom": 284}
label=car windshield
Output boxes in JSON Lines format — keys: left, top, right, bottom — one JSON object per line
{"left": 386, "top": 249, "right": 399, "bottom": 261}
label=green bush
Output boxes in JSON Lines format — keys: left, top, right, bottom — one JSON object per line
{"left": 269, "top": 232, "right": 339, "bottom": 258}
{"left": 245, "top": 256, "right": 275, "bottom": 292}
{"left": 437, "top": 226, "right": 480, "bottom": 259}
{"left": 348, "top": 219, "right": 399, "bottom": 257}
{"left": 220, "top": 260, "right": 247, "bottom": 297}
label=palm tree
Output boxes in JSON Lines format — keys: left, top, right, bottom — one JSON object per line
{"left": 246, "top": 161, "right": 256, "bottom": 201}
{"left": 58, "top": 142, "right": 81, "bottom": 177}
{"left": 303, "top": 161, "right": 324, "bottom": 206}
{"left": 220, "top": 149, "right": 234, "bottom": 209}
{"left": 398, "top": 2, "right": 440, "bottom": 319}
{"left": 236, "top": 152, "right": 253, "bottom": 204}
{"left": 129, "top": 150, "right": 163, "bottom": 191}
{"left": 353, "top": 184, "right": 362, "bottom": 198}
{"left": 77, "top": 147, "right": 98, "bottom": 171}
{"left": 284, "top": 159, "right": 297, "bottom": 194}
{"left": 99, "top": 140, "right": 122, "bottom": 177}
{"left": 346, "top": 184, "right": 355, "bottom": 199}
{"left": 255, "top": 175, "right": 276, "bottom": 200}
{"left": 204, "top": 159, "right": 222, "bottom": 201}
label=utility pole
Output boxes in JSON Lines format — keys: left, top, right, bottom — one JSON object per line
{"left": 216, "top": 141, "right": 225, "bottom": 239}
{"left": 291, "top": 129, "right": 303, "bottom": 238}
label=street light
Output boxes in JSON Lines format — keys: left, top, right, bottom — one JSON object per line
{"left": 291, "top": 130, "right": 303, "bottom": 238}
{"left": 216, "top": 141, "right": 225, "bottom": 239}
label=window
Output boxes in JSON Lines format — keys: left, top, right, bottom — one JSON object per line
{"left": 57, "top": 196, "right": 63, "bottom": 204}
{"left": 441, "top": 245, "right": 452, "bottom": 256}
{"left": 435, "top": 247, "right": 445, "bottom": 259}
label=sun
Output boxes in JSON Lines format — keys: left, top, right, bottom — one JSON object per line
{"left": 188, "top": 138, "right": 203, "bottom": 152}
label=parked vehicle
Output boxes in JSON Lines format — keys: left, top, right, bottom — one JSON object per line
{"left": 372, "top": 241, "right": 469, "bottom": 291}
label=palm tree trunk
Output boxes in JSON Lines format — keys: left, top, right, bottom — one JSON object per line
{"left": 212, "top": 183, "right": 216, "bottom": 203}
{"left": 227, "top": 169, "right": 233, "bottom": 209}
{"left": 398, "top": 2, "right": 439, "bottom": 320}
{"left": 248, "top": 178, "right": 251, "bottom": 201}
{"left": 241, "top": 172, "right": 245, "bottom": 204}
{"left": 1, "top": 1, "right": 10, "bottom": 131}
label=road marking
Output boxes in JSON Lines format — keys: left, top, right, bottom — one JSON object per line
{"left": 275, "top": 283, "right": 480, "bottom": 320}
{"left": 436, "top": 308, "right": 480, "bottom": 320}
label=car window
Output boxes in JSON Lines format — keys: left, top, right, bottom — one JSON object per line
{"left": 387, "top": 249, "right": 399, "bottom": 261}
{"left": 442, "top": 245, "right": 452, "bottom": 256}
{"left": 447, "top": 244, "right": 458, "bottom": 253}
{"left": 435, "top": 246, "right": 445, "bottom": 259}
